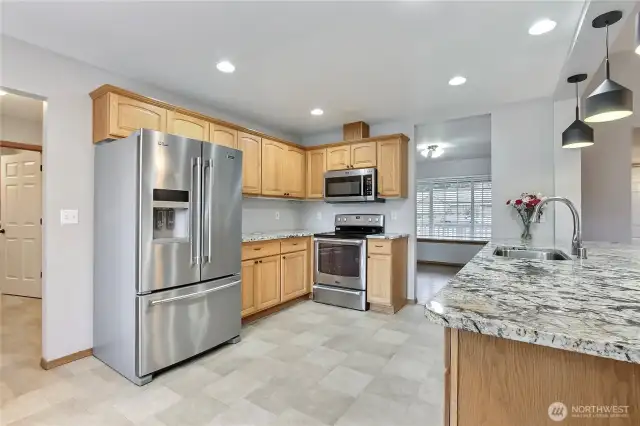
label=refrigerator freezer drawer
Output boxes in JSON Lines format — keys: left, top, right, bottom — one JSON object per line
{"left": 137, "top": 275, "right": 241, "bottom": 377}
{"left": 312, "top": 284, "right": 367, "bottom": 311}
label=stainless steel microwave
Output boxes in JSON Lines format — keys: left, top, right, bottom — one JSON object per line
{"left": 324, "top": 168, "right": 380, "bottom": 203}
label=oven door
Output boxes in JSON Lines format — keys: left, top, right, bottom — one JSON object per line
{"left": 314, "top": 238, "right": 366, "bottom": 290}
{"left": 324, "top": 173, "right": 365, "bottom": 202}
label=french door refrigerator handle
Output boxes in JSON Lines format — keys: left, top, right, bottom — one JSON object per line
{"left": 190, "top": 157, "right": 202, "bottom": 266}
{"left": 202, "top": 158, "right": 213, "bottom": 264}
{"left": 148, "top": 280, "right": 240, "bottom": 306}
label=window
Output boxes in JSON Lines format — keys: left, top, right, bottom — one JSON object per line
{"left": 417, "top": 175, "right": 492, "bottom": 239}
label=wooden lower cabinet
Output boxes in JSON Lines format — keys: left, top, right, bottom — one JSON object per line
{"left": 255, "top": 255, "right": 281, "bottom": 311}
{"left": 281, "top": 250, "right": 308, "bottom": 302}
{"left": 241, "top": 260, "right": 258, "bottom": 317}
{"left": 366, "top": 237, "right": 408, "bottom": 314}
{"left": 241, "top": 238, "right": 312, "bottom": 318}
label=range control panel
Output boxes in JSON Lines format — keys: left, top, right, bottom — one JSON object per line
{"left": 334, "top": 214, "right": 385, "bottom": 227}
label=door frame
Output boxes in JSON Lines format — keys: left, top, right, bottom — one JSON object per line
{"left": 0, "top": 86, "right": 47, "bottom": 367}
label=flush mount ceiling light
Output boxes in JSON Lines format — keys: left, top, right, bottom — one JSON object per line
{"left": 448, "top": 76, "right": 467, "bottom": 86}
{"left": 310, "top": 108, "right": 324, "bottom": 116}
{"left": 562, "top": 74, "right": 594, "bottom": 149}
{"left": 421, "top": 145, "right": 443, "bottom": 158}
{"left": 528, "top": 19, "right": 557, "bottom": 35}
{"left": 584, "top": 10, "right": 634, "bottom": 123}
{"left": 216, "top": 60, "right": 235, "bottom": 73}
{"left": 636, "top": 12, "right": 640, "bottom": 55}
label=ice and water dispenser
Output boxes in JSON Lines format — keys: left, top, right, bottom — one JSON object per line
{"left": 152, "top": 189, "right": 190, "bottom": 240}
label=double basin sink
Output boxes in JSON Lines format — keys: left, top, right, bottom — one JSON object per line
{"left": 493, "top": 246, "right": 571, "bottom": 261}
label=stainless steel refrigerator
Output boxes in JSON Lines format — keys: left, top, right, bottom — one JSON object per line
{"left": 93, "top": 129, "right": 242, "bottom": 385}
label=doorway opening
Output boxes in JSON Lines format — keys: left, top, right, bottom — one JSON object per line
{"left": 0, "top": 90, "right": 45, "bottom": 382}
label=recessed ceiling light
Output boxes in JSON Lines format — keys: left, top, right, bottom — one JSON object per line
{"left": 310, "top": 108, "right": 324, "bottom": 116}
{"left": 216, "top": 60, "right": 235, "bottom": 73}
{"left": 448, "top": 76, "right": 467, "bottom": 86}
{"left": 528, "top": 19, "right": 557, "bottom": 35}
{"left": 0, "top": 90, "right": 7, "bottom": 96}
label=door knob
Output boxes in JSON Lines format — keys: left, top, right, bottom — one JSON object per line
{"left": 0, "top": 229, "right": 5, "bottom": 234}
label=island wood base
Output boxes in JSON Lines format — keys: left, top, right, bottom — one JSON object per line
{"left": 445, "top": 329, "right": 640, "bottom": 426}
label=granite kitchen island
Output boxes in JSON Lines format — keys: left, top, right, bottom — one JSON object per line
{"left": 425, "top": 241, "right": 640, "bottom": 426}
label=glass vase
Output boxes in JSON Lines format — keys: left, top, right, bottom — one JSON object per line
{"left": 520, "top": 221, "right": 532, "bottom": 243}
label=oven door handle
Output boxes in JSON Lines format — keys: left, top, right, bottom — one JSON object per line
{"left": 314, "top": 238, "right": 364, "bottom": 246}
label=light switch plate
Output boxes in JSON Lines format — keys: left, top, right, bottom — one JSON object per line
{"left": 391, "top": 211, "right": 398, "bottom": 221}
{"left": 316, "top": 212, "right": 322, "bottom": 220}
{"left": 275, "top": 211, "right": 280, "bottom": 220}
{"left": 60, "top": 209, "right": 79, "bottom": 225}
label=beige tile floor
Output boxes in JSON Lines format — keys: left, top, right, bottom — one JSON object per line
{"left": 416, "top": 264, "right": 462, "bottom": 306}
{"left": 1, "top": 295, "right": 446, "bottom": 426}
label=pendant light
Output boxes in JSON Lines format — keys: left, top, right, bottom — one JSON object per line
{"left": 562, "top": 74, "right": 594, "bottom": 148}
{"left": 584, "top": 11, "right": 634, "bottom": 123}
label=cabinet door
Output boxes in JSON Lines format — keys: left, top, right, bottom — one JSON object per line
{"left": 238, "top": 132, "right": 261, "bottom": 195}
{"left": 261, "top": 139, "right": 286, "bottom": 196}
{"left": 256, "top": 255, "right": 281, "bottom": 311}
{"left": 350, "top": 142, "right": 377, "bottom": 168}
{"left": 377, "top": 138, "right": 403, "bottom": 197}
{"left": 367, "top": 253, "right": 392, "bottom": 305}
{"left": 326, "top": 145, "right": 351, "bottom": 170}
{"left": 283, "top": 146, "right": 306, "bottom": 198}
{"left": 241, "top": 260, "right": 257, "bottom": 317}
{"left": 166, "top": 110, "right": 209, "bottom": 141}
{"left": 306, "top": 148, "right": 326, "bottom": 199}
{"left": 210, "top": 123, "right": 238, "bottom": 149}
{"left": 281, "top": 250, "right": 308, "bottom": 302}
{"left": 108, "top": 93, "right": 167, "bottom": 138}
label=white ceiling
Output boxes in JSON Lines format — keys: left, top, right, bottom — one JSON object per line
{"left": 2, "top": 1, "right": 587, "bottom": 136}
{"left": 0, "top": 92, "right": 44, "bottom": 122}
{"left": 415, "top": 113, "right": 491, "bottom": 162}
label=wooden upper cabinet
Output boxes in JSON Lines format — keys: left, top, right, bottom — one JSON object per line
{"left": 350, "top": 142, "right": 377, "bottom": 168}
{"left": 93, "top": 92, "right": 167, "bottom": 142}
{"left": 210, "top": 123, "right": 238, "bottom": 149}
{"left": 326, "top": 145, "right": 351, "bottom": 170}
{"left": 306, "top": 148, "right": 326, "bottom": 199}
{"left": 256, "top": 255, "right": 281, "bottom": 311}
{"left": 238, "top": 132, "right": 261, "bottom": 195}
{"left": 377, "top": 138, "right": 408, "bottom": 198}
{"left": 241, "top": 259, "right": 257, "bottom": 318}
{"left": 281, "top": 250, "right": 308, "bottom": 303}
{"left": 283, "top": 146, "right": 306, "bottom": 198}
{"left": 166, "top": 110, "right": 209, "bottom": 141}
{"left": 261, "top": 139, "right": 286, "bottom": 196}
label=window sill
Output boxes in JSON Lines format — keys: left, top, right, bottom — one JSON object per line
{"left": 417, "top": 237, "right": 489, "bottom": 245}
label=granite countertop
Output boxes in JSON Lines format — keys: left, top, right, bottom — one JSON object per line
{"left": 367, "top": 233, "right": 409, "bottom": 240}
{"left": 242, "top": 230, "right": 315, "bottom": 242}
{"left": 424, "top": 240, "right": 640, "bottom": 364}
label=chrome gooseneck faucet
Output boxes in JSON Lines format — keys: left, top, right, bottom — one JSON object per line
{"left": 530, "top": 197, "right": 587, "bottom": 259}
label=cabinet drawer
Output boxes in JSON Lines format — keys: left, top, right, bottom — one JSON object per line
{"left": 242, "top": 241, "right": 280, "bottom": 261}
{"left": 281, "top": 237, "right": 309, "bottom": 254}
{"left": 367, "top": 240, "right": 392, "bottom": 255}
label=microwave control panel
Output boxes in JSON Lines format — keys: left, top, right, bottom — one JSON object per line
{"left": 363, "top": 175, "right": 373, "bottom": 196}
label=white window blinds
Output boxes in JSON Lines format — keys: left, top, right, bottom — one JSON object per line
{"left": 416, "top": 175, "right": 492, "bottom": 239}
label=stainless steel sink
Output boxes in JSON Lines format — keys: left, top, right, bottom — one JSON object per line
{"left": 493, "top": 246, "right": 571, "bottom": 260}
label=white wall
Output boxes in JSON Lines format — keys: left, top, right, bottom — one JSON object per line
{"left": 1, "top": 35, "right": 298, "bottom": 361}
{"left": 0, "top": 114, "right": 43, "bottom": 145}
{"left": 415, "top": 157, "right": 491, "bottom": 179}
{"left": 581, "top": 51, "right": 639, "bottom": 244}
{"left": 491, "top": 98, "right": 556, "bottom": 246}
{"left": 301, "top": 121, "right": 418, "bottom": 300}
{"left": 242, "top": 198, "right": 303, "bottom": 233}
{"left": 553, "top": 98, "right": 582, "bottom": 248}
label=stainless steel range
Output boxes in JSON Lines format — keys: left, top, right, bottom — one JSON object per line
{"left": 313, "top": 214, "right": 384, "bottom": 311}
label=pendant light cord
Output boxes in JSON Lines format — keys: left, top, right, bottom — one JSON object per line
{"left": 575, "top": 82, "right": 580, "bottom": 120}
{"left": 605, "top": 23, "right": 611, "bottom": 78}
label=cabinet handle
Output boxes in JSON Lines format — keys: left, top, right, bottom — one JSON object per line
{"left": 292, "top": 243, "right": 298, "bottom": 246}
{"left": 254, "top": 247, "right": 262, "bottom": 251}
{"left": 375, "top": 245, "right": 383, "bottom": 248}
{"left": 283, "top": 256, "right": 286, "bottom": 259}
{"left": 367, "top": 256, "right": 371, "bottom": 258}
{"left": 259, "top": 260, "right": 263, "bottom": 263}
{"left": 254, "top": 260, "right": 258, "bottom": 264}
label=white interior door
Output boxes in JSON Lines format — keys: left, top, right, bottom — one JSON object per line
{"left": 0, "top": 149, "right": 42, "bottom": 298}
